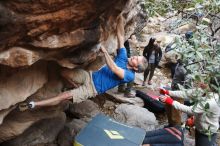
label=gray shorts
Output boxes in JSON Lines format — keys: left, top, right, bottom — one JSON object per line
{"left": 61, "top": 69, "right": 97, "bottom": 103}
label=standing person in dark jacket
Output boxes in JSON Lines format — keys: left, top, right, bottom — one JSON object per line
{"left": 142, "top": 38, "right": 162, "bottom": 86}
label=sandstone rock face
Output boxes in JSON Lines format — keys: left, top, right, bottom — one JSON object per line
{"left": 0, "top": 108, "right": 66, "bottom": 143}
{"left": 0, "top": 0, "right": 146, "bottom": 67}
{"left": 0, "top": 63, "right": 47, "bottom": 111}
{"left": 0, "top": 63, "right": 48, "bottom": 124}
{"left": 0, "top": 47, "right": 43, "bottom": 67}
{"left": 1, "top": 112, "right": 66, "bottom": 146}
{"left": 0, "top": 0, "right": 147, "bottom": 144}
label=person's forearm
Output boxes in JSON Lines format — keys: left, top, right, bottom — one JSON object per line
{"left": 169, "top": 89, "right": 204, "bottom": 99}
{"left": 103, "top": 51, "right": 118, "bottom": 72}
{"left": 117, "top": 15, "right": 125, "bottom": 49}
{"left": 172, "top": 101, "right": 194, "bottom": 115}
{"left": 169, "top": 90, "right": 188, "bottom": 99}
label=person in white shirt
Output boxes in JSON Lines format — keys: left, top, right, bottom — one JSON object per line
{"left": 159, "top": 77, "right": 220, "bottom": 146}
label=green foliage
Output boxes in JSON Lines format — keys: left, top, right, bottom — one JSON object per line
{"left": 143, "top": 0, "right": 173, "bottom": 17}
{"left": 144, "top": 0, "right": 220, "bottom": 134}
{"left": 173, "top": 25, "right": 220, "bottom": 97}
{"left": 144, "top": 0, "right": 219, "bottom": 16}
{"left": 144, "top": 0, "right": 220, "bottom": 93}
{"left": 146, "top": 0, "right": 220, "bottom": 93}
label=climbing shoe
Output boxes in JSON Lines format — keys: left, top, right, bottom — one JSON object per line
{"left": 18, "top": 101, "right": 35, "bottom": 111}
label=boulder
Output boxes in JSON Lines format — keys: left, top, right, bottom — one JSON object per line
{"left": 106, "top": 88, "right": 145, "bottom": 107}
{"left": 173, "top": 23, "right": 197, "bottom": 34}
{"left": 0, "top": 109, "right": 65, "bottom": 143}
{"left": 57, "top": 118, "right": 87, "bottom": 146}
{"left": 68, "top": 100, "right": 101, "bottom": 121}
{"left": 114, "top": 104, "right": 158, "bottom": 131}
{"left": 1, "top": 112, "right": 66, "bottom": 146}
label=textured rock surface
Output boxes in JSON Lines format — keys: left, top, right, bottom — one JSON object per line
{"left": 0, "top": 63, "right": 48, "bottom": 124}
{"left": 0, "top": 108, "right": 66, "bottom": 143}
{"left": 1, "top": 112, "right": 66, "bottom": 146}
{"left": 114, "top": 104, "right": 158, "bottom": 131}
{"left": 68, "top": 100, "right": 101, "bottom": 121}
{"left": 0, "top": 0, "right": 146, "bottom": 68}
{"left": 57, "top": 118, "right": 87, "bottom": 146}
{"left": 0, "top": 63, "right": 47, "bottom": 111}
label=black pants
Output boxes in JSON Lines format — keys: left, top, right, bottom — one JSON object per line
{"left": 142, "top": 127, "right": 184, "bottom": 146}
{"left": 170, "top": 63, "right": 177, "bottom": 79}
{"left": 195, "top": 130, "right": 217, "bottom": 146}
{"left": 143, "top": 63, "right": 155, "bottom": 82}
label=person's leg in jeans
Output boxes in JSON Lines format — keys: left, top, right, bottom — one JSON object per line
{"left": 195, "top": 130, "right": 217, "bottom": 146}
{"left": 150, "top": 144, "right": 182, "bottom": 146}
{"left": 148, "top": 64, "right": 155, "bottom": 85}
{"left": 143, "top": 128, "right": 182, "bottom": 144}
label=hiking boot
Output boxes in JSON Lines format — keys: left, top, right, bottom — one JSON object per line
{"left": 118, "top": 84, "right": 125, "bottom": 93}
{"left": 124, "top": 90, "right": 136, "bottom": 98}
{"left": 148, "top": 80, "right": 152, "bottom": 85}
{"left": 18, "top": 101, "right": 35, "bottom": 111}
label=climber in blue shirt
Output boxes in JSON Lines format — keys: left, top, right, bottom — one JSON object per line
{"left": 19, "top": 15, "right": 148, "bottom": 110}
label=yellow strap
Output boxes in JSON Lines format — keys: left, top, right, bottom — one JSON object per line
{"left": 73, "top": 141, "right": 83, "bottom": 146}
{"left": 104, "top": 129, "right": 124, "bottom": 139}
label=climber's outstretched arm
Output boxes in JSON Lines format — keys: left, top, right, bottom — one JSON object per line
{"left": 117, "top": 14, "right": 125, "bottom": 49}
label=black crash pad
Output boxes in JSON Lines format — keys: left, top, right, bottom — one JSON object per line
{"left": 74, "top": 114, "right": 146, "bottom": 146}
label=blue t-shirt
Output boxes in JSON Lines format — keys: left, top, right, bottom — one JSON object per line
{"left": 92, "top": 48, "right": 135, "bottom": 94}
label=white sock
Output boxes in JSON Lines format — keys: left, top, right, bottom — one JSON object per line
{"left": 29, "top": 101, "right": 35, "bottom": 109}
